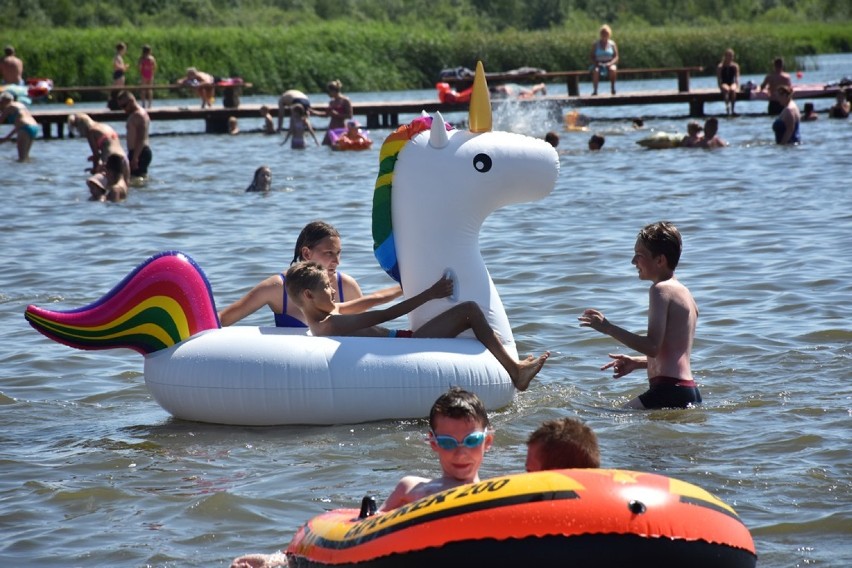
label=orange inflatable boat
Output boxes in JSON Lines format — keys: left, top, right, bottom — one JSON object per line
{"left": 286, "top": 468, "right": 757, "bottom": 567}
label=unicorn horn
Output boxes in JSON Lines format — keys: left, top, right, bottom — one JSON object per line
{"left": 469, "top": 60, "right": 492, "bottom": 133}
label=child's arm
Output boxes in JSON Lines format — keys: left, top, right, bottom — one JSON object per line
{"left": 579, "top": 285, "right": 669, "bottom": 357}
{"left": 601, "top": 353, "right": 647, "bottom": 378}
{"left": 337, "top": 285, "right": 403, "bottom": 314}
{"left": 378, "top": 475, "right": 430, "bottom": 513}
{"left": 306, "top": 121, "right": 320, "bottom": 146}
{"left": 318, "top": 276, "right": 452, "bottom": 336}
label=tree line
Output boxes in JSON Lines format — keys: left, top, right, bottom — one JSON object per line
{"left": 2, "top": 0, "right": 848, "bottom": 30}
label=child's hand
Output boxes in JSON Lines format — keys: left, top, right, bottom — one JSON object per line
{"left": 601, "top": 353, "right": 639, "bottom": 378}
{"left": 578, "top": 309, "right": 609, "bottom": 333}
{"left": 427, "top": 275, "right": 454, "bottom": 300}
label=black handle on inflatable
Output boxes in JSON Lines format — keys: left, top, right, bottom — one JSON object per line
{"left": 359, "top": 496, "right": 377, "bottom": 519}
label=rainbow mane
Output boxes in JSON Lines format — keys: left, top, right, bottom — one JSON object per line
{"left": 25, "top": 251, "right": 220, "bottom": 356}
{"left": 372, "top": 116, "right": 453, "bottom": 282}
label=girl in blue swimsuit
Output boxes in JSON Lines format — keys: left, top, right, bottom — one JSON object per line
{"left": 218, "top": 220, "right": 401, "bottom": 328}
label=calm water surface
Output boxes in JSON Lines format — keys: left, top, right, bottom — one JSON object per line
{"left": 1, "top": 54, "right": 850, "bottom": 566}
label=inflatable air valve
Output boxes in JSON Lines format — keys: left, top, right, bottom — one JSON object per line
{"left": 359, "top": 496, "right": 377, "bottom": 519}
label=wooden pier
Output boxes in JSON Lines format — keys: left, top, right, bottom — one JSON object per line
{"left": 29, "top": 85, "right": 849, "bottom": 139}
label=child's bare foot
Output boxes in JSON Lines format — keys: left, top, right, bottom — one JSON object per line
{"left": 511, "top": 351, "right": 550, "bottom": 391}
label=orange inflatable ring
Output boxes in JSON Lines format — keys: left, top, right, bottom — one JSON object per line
{"left": 286, "top": 468, "right": 757, "bottom": 567}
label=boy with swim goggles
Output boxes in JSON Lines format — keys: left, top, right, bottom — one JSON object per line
{"left": 378, "top": 387, "right": 493, "bottom": 512}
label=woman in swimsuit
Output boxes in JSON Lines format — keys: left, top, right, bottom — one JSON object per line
{"left": 716, "top": 48, "right": 740, "bottom": 116}
{"left": 67, "top": 113, "right": 130, "bottom": 184}
{"left": 0, "top": 91, "right": 38, "bottom": 161}
{"left": 218, "top": 220, "right": 401, "bottom": 327}
{"left": 589, "top": 24, "right": 619, "bottom": 96}
{"left": 316, "top": 79, "right": 353, "bottom": 146}
{"left": 772, "top": 85, "right": 801, "bottom": 145}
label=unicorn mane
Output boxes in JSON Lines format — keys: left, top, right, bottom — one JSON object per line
{"left": 25, "top": 251, "right": 220, "bottom": 356}
{"left": 372, "top": 115, "right": 453, "bottom": 282}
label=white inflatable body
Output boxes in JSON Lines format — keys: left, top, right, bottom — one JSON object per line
{"left": 25, "top": 63, "right": 560, "bottom": 426}
{"left": 144, "top": 327, "right": 514, "bottom": 425}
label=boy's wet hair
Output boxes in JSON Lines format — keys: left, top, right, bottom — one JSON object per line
{"left": 638, "top": 221, "right": 682, "bottom": 269}
{"left": 284, "top": 261, "right": 328, "bottom": 304}
{"left": 291, "top": 221, "right": 340, "bottom": 264}
{"left": 429, "top": 387, "right": 489, "bottom": 430}
{"left": 527, "top": 417, "right": 600, "bottom": 469}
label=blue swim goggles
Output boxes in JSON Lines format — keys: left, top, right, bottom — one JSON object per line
{"left": 430, "top": 429, "right": 488, "bottom": 451}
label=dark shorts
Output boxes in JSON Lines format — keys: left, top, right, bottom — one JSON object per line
{"left": 113, "top": 70, "right": 125, "bottom": 80}
{"left": 768, "top": 100, "right": 785, "bottom": 115}
{"left": 129, "top": 146, "right": 152, "bottom": 177}
{"left": 388, "top": 329, "right": 414, "bottom": 338}
{"left": 638, "top": 378, "right": 702, "bottom": 409}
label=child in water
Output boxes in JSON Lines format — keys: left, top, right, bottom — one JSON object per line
{"left": 281, "top": 103, "right": 319, "bottom": 149}
{"left": 579, "top": 221, "right": 701, "bottom": 409}
{"left": 334, "top": 120, "right": 371, "bottom": 150}
{"left": 285, "top": 261, "right": 549, "bottom": 391}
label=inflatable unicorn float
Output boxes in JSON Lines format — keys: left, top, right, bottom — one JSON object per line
{"left": 25, "top": 62, "right": 560, "bottom": 426}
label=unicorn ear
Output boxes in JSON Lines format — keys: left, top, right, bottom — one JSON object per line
{"left": 429, "top": 112, "right": 449, "bottom": 149}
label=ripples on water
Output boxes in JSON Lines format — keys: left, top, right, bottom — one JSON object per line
{"left": 1, "top": 55, "right": 850, "bottom": 566}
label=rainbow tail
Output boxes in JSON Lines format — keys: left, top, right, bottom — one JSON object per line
{"left": 25, "top": 251, "right": 220, "bottom": 356}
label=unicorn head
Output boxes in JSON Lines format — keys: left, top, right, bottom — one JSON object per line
{"left": 373, "top": 62, "right": 559, "bottom": 349}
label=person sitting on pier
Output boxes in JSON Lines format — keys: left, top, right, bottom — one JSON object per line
{"left": 716, "top": 48, "right": 740, "bottom": 116}
{"left": 68, "top": 113, "right": 130, "bottom": 184}
{"left": 589, "top": 24, "right": 619, "bottom": 96}
{"left": 828, "top": 91, "right": 850, "bottom": 119}
{"left": 177, "top": 67, "right": 216, "bottom": 109}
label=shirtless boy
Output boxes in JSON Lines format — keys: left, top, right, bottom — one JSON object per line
{"left": 759, "top": 57, "right": 793, "bottom": 115}
{"left": 285, "top": 261, "right": 549, "bottom": 391}
{"left": 116, "top": 91, "right": 151, "bottom": 178}
{"left": 525, "top": 417, "right": 600, "bottom": 471}
{"left": 229, "top": 388, "right": 493, "bottom": 568}
{"left": 578, "top": 221, "right": 701, "bottom": 409}
{"left": 379, "top": 387, "right": 493, "bottom": 511}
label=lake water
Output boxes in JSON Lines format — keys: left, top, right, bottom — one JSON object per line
{"left": 1, "top": 54, "right": 850, "bottom": 567}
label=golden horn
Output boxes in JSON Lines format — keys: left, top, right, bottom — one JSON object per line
{"left": 469, "top": 60, "right": 492, "bottom": 133}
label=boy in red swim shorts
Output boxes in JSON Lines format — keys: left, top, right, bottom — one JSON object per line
{"left": 578, "top": 221, "right": 701, "bottom": 409}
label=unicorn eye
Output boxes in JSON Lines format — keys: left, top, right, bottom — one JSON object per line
{"left": 473, "top": 153, "right": 492, "bottom": 173}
